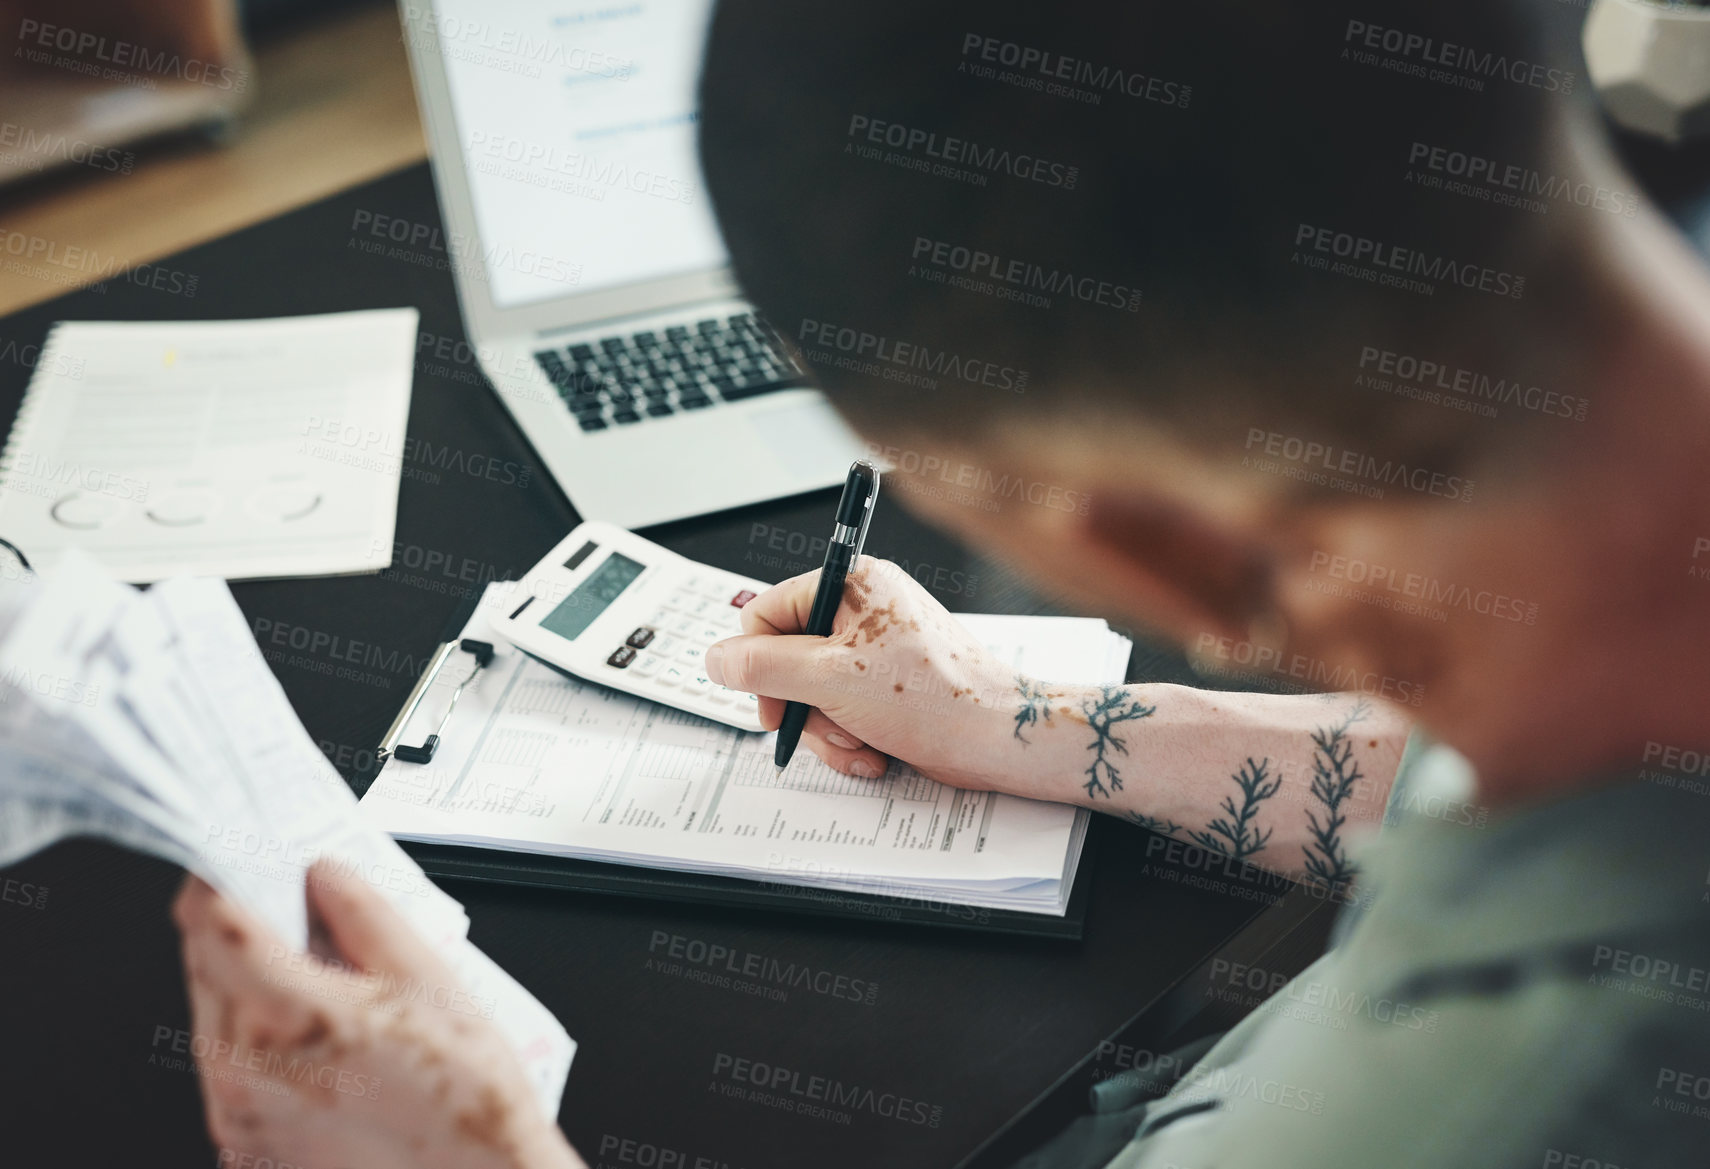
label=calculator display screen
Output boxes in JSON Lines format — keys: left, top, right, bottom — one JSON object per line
{"left": 539, "top": 553, "right": 646, "bottom": 641}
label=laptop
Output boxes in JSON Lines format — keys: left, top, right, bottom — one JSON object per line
{"left": 398, "top": 0, "right": 864, "bottom": 528}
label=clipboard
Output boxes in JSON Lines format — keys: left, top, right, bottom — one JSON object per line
{"left": 369, "top": 598, "right": 1095, "bottom": 941}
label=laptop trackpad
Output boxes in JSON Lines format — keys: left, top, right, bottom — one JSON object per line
{"left": 749, "top": 401, "right": 863, "bottom": 478}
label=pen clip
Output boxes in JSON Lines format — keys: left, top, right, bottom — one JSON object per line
{"left": 838, "top": 461, "right": 880, "bottom": 560}
{"left": 852, "top": 487, "right": 876, "bottom": 559}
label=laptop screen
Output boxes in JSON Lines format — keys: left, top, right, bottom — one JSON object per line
{"left": 426, "top": 0, "right": 728, "bottom": 310}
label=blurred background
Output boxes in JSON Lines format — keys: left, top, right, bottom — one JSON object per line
{"left": 1, "top": 0, "right": 1706, "bottom": 322}
{"left": 0, "top": 0, "right": 421, "bottom": 317}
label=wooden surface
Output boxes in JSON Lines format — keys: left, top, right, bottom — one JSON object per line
{"left": 0, "top": 0, "right": 426, "bottom": 318}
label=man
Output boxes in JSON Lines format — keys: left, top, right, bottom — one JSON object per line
{"left": 171, "top": 1, "right": 1710, "bottom": 1165}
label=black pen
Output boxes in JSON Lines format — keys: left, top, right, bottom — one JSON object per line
{"left": 774, "top": 460, "right": 880, "bottom": 769}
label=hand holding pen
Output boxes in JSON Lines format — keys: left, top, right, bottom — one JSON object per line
{"left": 705, "top": 460, "right": 896, "bottom": 778}
{"left": 771, "top": 460, "right": 880, "bottom": 769}
{"left": 703, "top": 471, "right": 1029, "bottom": 790}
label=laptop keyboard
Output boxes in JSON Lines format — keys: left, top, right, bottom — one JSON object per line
{"left": 533, "top": 312, "right": 807, "bottom": 432}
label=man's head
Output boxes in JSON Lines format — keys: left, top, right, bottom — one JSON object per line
{"left": 698, "top": 1, "right": 1710, "bottom": 793}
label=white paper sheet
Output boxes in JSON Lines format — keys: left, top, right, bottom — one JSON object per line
{"left": 0, "top": 554, "right": 573, "bottom": 1117}
{"left": 361, "top": 590, "right": 1130, "bottom": 916}
{"left": 0, "top": 309, "right": 419, "bottom": 582}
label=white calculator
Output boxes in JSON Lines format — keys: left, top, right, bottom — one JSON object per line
{"left": 490, "top": 521, "right": 768, "bottom": 731}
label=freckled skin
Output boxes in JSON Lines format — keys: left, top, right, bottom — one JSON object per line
{"left": 456, "top": 1083, "right": 519, "bottom": 1153}
{"left": 894, "top": 683, "right": 904, "bottom": 692}
{"left": 295, "top": 1012, "right": 332, "bottom": 1049}
{"left": 843, "top": 572, "right": 872, "bottom": 613}
{"left": 856, "top": 601, "right": 900, "bottom": 643}
{"left": 175, "top": 870, "right": 585, "bottom": 1169}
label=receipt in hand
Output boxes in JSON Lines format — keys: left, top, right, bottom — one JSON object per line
{"left": 0, "top": 551, "right": 574, "bottom": 1119}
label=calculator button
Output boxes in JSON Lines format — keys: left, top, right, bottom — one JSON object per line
{"left": 665, "top": 591, "right": 696, "bottom": 610}
{"left": 736, "top": 692, "right": 760, "bottom": 712}
{"left": 684, "top": 674, "right": 713, "bottom": 696}
{"left": 651, "top": 635, "right": 683, "bottom": 658}
{"left": 657, "top": 664, "right": 687, "bottom": 687}
{"left": 669, "top": 615, "right": 699, "bottom": 637}
{"left": 683, "top": 573, "right": 710, "bottom": 591}
{"left": 606, "top": 646, "right": 637, "bottom": 669}
{"left": 696, "top": 624, "right": 724, "bottom": 644}
{"left": 677, "top": 643, "right": 707, "bottom": 668}
{"left": 687, "top": 597, "right": 717, "bottom": 618}
{"left": 706, "top": 687, "right": 736, "bottom": 705}
{"left": 626, "top": 626, "right": 656, "bottom": 649}
{"left": 730, "top": 589, "right": 757, "bottom": 608}
{"left": 630, "top": 653, "right": 663, "bottom": 676}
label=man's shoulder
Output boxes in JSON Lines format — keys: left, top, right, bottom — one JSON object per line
{"left": 1113, "top": 954, "right": 1710, "bottom": 1169}
{"left": 1108, "top": 747, "right": 1710, "bottom": 1169}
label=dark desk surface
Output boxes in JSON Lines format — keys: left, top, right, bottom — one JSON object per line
{"left": 4, "top": 129, "right": 1706, "bottom": 1167}
{"left": 0, "top": 163, "right": 1326, "bottom": 1169}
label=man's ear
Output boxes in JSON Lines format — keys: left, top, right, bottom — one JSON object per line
{"left": 1074, "top": 490, "right": 1279, "bottom": 648}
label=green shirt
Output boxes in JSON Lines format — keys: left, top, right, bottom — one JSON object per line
{"left": 1105, "top": 736, "right": 1710, "bottom": 1169}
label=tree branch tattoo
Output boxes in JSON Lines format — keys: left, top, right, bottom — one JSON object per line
{"left": 1188, "top": 758, "right": 1282, "bottom": 862}
{"left": 1013, "top": 676, "right": 1052, "bottom": 743}
{"left": 1127, "top": 812, "right": 1182, "bottom": 835}
{"left": 1081, "top": 685, "right": 1157, "bottom": 798}
{"left": 1302, "top": 700, "right": 1371, "bottom": 890}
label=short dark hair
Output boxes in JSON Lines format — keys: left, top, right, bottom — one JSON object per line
{"left": 699, "top": 1, "right": 1613, "bottom": 477}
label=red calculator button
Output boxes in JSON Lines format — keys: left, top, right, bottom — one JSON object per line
{"left": 730, "top": 589, "right": 756, "bottom": 608}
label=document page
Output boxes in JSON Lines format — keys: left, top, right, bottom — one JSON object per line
{"left": 361, "top": 587, "right": 1129, "bottom": 912}
{"left": 0, "top": 309, "right": 418, "bottom": 582}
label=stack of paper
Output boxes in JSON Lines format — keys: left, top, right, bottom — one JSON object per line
{"left": 0, "top": 553, "right": 573, "bottom": 1117}
{"left": 361, "top": 584, "right": 1131, "bottom": 916}
{"left": 0, "top": 309, "right": 419, "bottom": 583}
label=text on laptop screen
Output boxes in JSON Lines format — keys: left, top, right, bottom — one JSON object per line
{"left": 427, "top": 0, "right": 727, "bottom": 310}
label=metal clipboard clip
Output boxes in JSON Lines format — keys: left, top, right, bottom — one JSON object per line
{"left": 378, "top": 638, "right": 495, "bottom": 764}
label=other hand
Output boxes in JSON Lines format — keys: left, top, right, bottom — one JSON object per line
{"left": 171, "top": 861, "right": 583, "bottom": 1169}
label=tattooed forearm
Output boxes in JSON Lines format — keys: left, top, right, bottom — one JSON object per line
{"left": 1013, "top": 676, "right": 1052, "bottom": 743}
{"left": 1187, "top": 757, "right": 1282, "bottom": 861}
{"left": 1302, "top": 700, "right": 1371, "bottom": 889}
{"left": 1082, "top": 685, "right": 1157, "bottom": 799}
{"left": 1127, "top": 811, "right": 1182, "bottom": 835}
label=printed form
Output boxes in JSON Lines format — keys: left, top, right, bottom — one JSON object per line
{"left": 361, "top": 586, "right": 1130, "bottom": 914}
